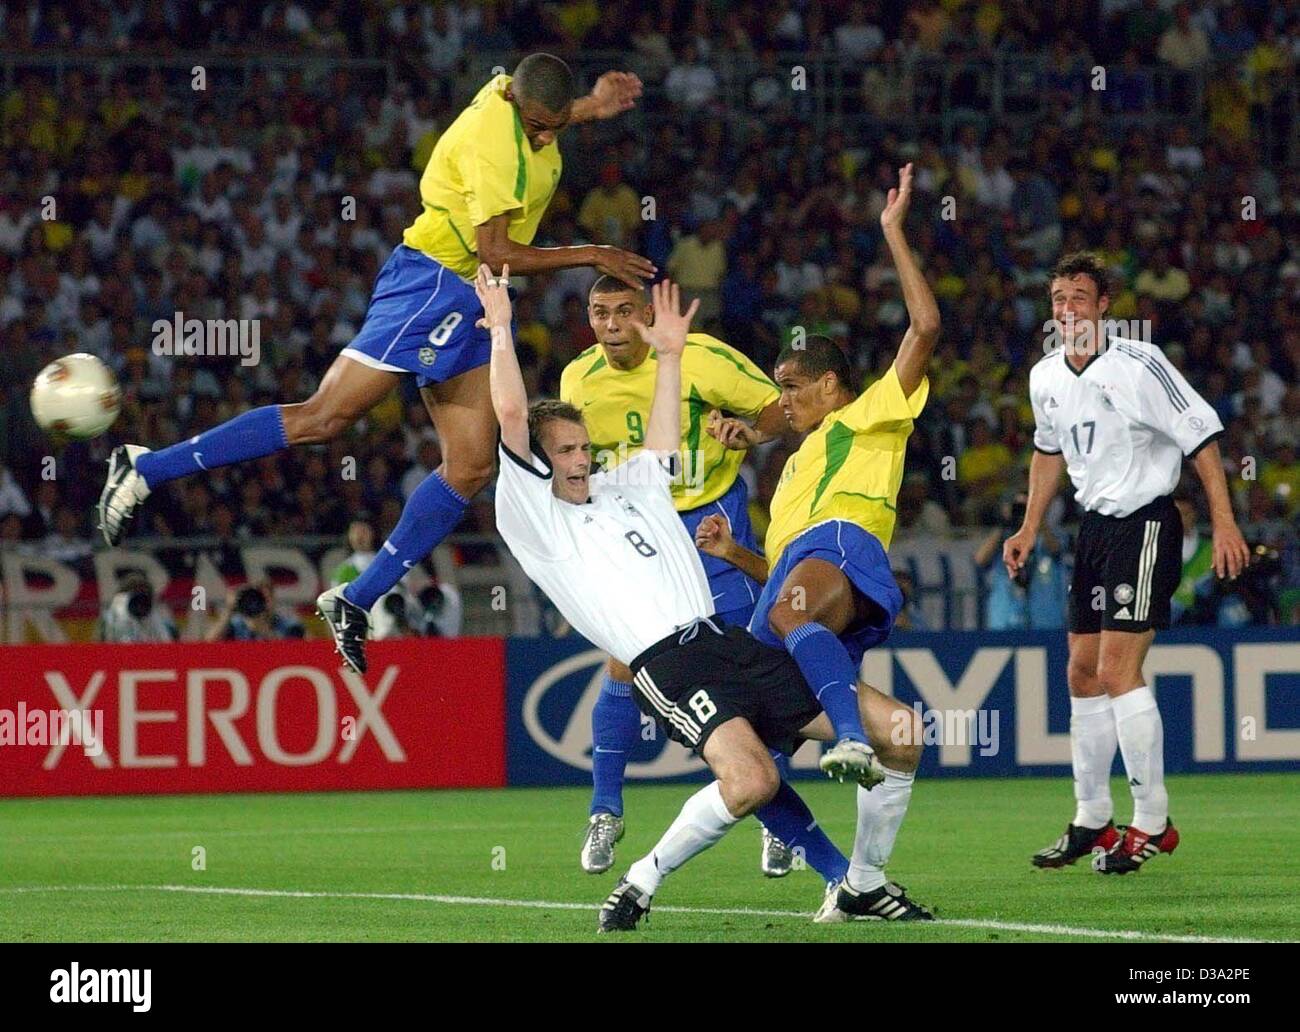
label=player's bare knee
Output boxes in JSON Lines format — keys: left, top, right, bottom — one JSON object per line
{"left": 441, "top": 454, "right": 494, "bottom": 499}
{"left": 1067, "top": 659, "right": 1100, "bottom": 697}
{"left": 766, "top": 601, "right": 806, "bottom": 640}
{"left": 1095, "top": 668, "right": 1138, "bottom": 698}
{"left": 283, "top": 398, "right": 350, "bottom": 445}
{"left": 716, "top": 754, "right": 778, "bottom": 817}
{"left": 877, "top": 702, "right": 923, "bottom": 771}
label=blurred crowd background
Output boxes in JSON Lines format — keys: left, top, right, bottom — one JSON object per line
{"left": 1, "top": 0, "right": 1297, "bottom": 634}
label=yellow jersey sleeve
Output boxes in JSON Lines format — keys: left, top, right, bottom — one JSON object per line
{"left": 682, "top": 334, "right": 779, "bottom": 417}
{"left": 839, "top": 364, "right": 929, "bottom": 436}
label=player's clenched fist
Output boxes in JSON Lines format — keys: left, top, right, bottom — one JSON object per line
{"left": 474, "top": 263, "right": 513, "bottom": 332}
{"left": 694, "top": 513, "right": 734, "bottom": 559}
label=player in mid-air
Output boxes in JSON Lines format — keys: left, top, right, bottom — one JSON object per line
{"left": 97, "top": 54, "right": 652, "bottom": 673}
{"left": 560, "top": 275, "right": 795, "bottom": 877}
{"left": 479, "top": 268, "right": 930, "bottom": 931}
{"left": 1003, "top": 252, "right": 1249, "bottom": 874}
{"left": 697, "top": 163, "right": 939, "bottom": 919}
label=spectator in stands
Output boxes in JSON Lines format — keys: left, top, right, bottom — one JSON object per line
{"left": 100, "top": 572, "right": 177, "bottom": 643}
{"left": 205, "top": 579, "right": 304, "bottom": 641}
{"left": 975, "top": 495, "right": 1066, "bottom": 631}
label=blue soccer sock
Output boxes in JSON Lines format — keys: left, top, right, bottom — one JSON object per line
{"left": 590, "top": 676, "right": 641, "bottom": 817}
{"left": 783, "top": 622, "right": 868, "bottom": 744}
{"left": 771, "top": 749, "right": 792, "bottom": 782}
{"left": 756, "top": 780, "right": 850, "bottom": 883}
{"left": 134, "top": 405, "right": 289, "bottom": 489}
{"left": 343, "top": 470, "right": 467, "bottom": 609}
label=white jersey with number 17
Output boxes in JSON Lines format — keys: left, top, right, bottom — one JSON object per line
{"left": 1030, "top": 336, "right": 1224, "bottom": 518}
{"left": 494, "top": 444, "right": 715, "bottom": 666}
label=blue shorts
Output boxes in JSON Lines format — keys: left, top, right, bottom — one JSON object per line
{"left": 341, "top": 245, "right": 495, "bottom": 389}
{"left": 748, "top": 520, "right": 902, "bottom": 667}
{"left": 679, "top": 476, "right": 762, "bottom": 626}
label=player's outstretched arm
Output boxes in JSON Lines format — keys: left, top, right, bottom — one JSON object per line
{"left": 1190, "top": 441, "right": 1249, "bottom": 579}
{"left": 634, "top": 280, "right": 700, "bottom": 455}
{"left": 476, "top": 213, "right": 656, "bottom": 290}
{"left": 570, "top": 71, "right": 643, "bottom": 123}
{"left": 695, "top": 514, "right": 770, "bottom": 585}
{"left": 475, "top": 263, "right": 529, "bottom": 457}
{"left": 1003, "top": 449, "right": 1065, "bottom": 579}
{"left": 881, "top": 163, "right": 940, "bottom": 397}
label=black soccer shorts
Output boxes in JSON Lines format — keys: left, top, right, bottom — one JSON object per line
{"left": 1068, "top": 494, "right": 1183, "bottom": 634}
{"left": 629, "top": 620, "right": 823, "bottom": 757}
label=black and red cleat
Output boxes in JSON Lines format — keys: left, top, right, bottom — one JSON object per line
{"left": 1093, "top": 819, "right": 1179, "bottom": 875}
{"left": 1031, "top": 821, "right": 1121, "bottom": 868}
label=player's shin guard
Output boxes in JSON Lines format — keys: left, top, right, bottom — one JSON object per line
{"left": 847, "top": 765, "right": 914, "bottom": 894}
{"left": 755, "top": 780, "right": 850, "bottom": 883}
{"left": 626, "top": 781, "right": 737, "bottom": 895}
{"left": 590, "top": 677, "right": 640, "bottom": 817}
{"left": 344, "top": 470, "right": 468, "bottom": 610}
{"left": 1070, "top": 694, "right": 1117, "bottom": 828}
{"left": 1113, "top": 686, "right": 1168, "bottom": 834}
{"left": 134, "top": 405, "right": 289, "bottom": 488}
{"left": 782, "top": 623, "right": 868, "bottom": 744}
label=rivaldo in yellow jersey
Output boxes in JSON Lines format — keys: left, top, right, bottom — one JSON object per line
{"left": 699, "top": 164, "right": 940, "bottom": 789}
{"left": 98, "top": 53, "right": 654, "bottom": 679}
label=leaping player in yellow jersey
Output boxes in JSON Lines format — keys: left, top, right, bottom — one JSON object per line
{"left": 97, "top": 55, "right": 652, "bottom": 675}
{"left": 697, "top": 165, "right": 942, "bottom": 921}
{"left": 561, "top": 275, "right": 792, "bottom": 877}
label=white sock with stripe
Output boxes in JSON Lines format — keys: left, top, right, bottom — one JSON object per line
{"left": 626, "top": 781, "right": 738, "bottom": 896}
{"left": 846, "top": 765, "right": 914, "bottom": 894}
{"left": 1113, "top": 686, "right": 1168, "bottom": 835}
{"left": 1070, "top": 694, "right": 1117, "bottom": 828}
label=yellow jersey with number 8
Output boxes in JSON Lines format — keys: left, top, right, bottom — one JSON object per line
{"left": 403, "top": 74, "right": 562, "bottom": 279}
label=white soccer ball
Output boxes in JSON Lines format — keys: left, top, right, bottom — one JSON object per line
{"left": 30, "top": 353, "right": 122, "bottom": 441}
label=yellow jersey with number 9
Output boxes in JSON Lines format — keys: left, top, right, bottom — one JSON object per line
{"left": 403, "top": 74, "right": 562, "bottom": 279}
{"left": 560, "top": 333, "right": 779, "bottom": 511}
{"left": 765, "top": 365, "right": 928, "bottom": 564}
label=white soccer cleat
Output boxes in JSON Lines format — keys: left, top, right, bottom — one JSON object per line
{"left": 580, "top": 813, "right": 624, "bottom": 874}
{"left": 813, "top": 879, "right": 849, "bottom": 924}
{"left": 760, "top": 827, "right": 793, "bottom": 878}
{"left": 819, "top": 738, "right": 886, "bottom": 789}
{"left": 317, "top": 585, "right": 371, "bottom": 674}
{"left": 97, "top": 445, "right": 153, "bottom": 546}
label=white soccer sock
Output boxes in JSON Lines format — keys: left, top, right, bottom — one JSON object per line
{"left": 1113, "top": 686, "right": 1168, "bottom": 834}
{"left": 1070, "top": 694, "right": 1117, "bottom": 828}
{"left": 846, "top": 765, "right": 914, "bottom": 894}
{"left": 625, "top": 781, "right": 738, "bottom": 896}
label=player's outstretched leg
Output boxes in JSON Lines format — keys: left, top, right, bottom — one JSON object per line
{"left": 582, "top": 662, "right": 638, "bottom": 873}
{"left": 98, "top": 357, "right": 397, "bottom": 545}
{"left": 600, "top": 718, "right": 776, "bottom": 933}
{"left": 816, "top": 685, "right": 933, "bottom": 922}
{"left": 320, "top": 367, "right": 496, "bottom": 673}
{"left": 764, "top": 559, "right": 882, "bottom": 788}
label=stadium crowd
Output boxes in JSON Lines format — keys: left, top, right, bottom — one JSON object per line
{"left": 0, "top": 0, "right": 1297, "bottom": 627}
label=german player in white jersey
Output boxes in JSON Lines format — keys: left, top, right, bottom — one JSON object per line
{"left": 480, "top": 267, "right": 931, "bottom": 930}
{"left": 1003, "top": 252, "right": 1249, "bottom": 874}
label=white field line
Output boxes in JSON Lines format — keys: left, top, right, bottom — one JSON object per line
{"left": 0, "top": 884, "right": 1280, "bottom": 943}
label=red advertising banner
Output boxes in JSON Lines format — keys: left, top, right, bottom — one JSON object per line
{"left": 0, "top": 638, "right": 507, "bottom": 796}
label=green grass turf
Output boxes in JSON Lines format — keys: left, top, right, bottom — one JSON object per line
{"left": 1, "top": 773, "right": 1297, "bottom": 942}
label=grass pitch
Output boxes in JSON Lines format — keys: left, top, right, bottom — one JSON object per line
{"left": 2, "top": 774, "right": 1297, "bottom": 943}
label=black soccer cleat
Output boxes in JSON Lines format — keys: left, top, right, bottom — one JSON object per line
{"left": 1093, "top": 819, "right": 1180, "bottom": 875}
{"left": 827, "top": 880, "right": 934, "bottom": 922}
{"left": 1031, "top": 820, "right": 1121, "bottom": 868}
{"left": 597, "top": 878, "right": 652, "bottom": 933}
{"left": 316, "top": 585, "right": 371, "bottom": 674}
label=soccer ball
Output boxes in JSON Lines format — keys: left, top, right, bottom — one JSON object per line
{"left": 30, "top": 353, "right": 122, "bottom": 441}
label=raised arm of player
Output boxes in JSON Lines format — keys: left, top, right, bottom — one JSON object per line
{"left": 633, "top": 280, "right": 699, "bottom": 456}
{"left": 1190, "top": 440, "right": 1250, "bottom": 579}
{"left": 1003, "top": 449, "right": 1066, "bottom": 578}
{"left": 570, "top": 71, "right": 643, "bottom": 123}
{"left": 881, "top": 164, "right": 940, "bottom": 397}
{"left": 476, "top": 215, "right": 656, "bottom": 291}
{"left": 475, "top": 263, "right": 528, "bottom": 458}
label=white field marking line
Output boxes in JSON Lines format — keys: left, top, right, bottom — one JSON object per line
{"left": 0, "top": 885, "right": 1280, "bottom": 943}
{"left": 0, "top": 823, "right": 531, "bottom": 844}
